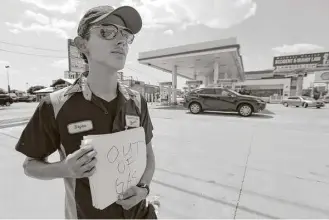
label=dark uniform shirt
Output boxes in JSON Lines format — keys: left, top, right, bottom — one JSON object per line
{"left": 15, "top": 73, "right": 156, "bottom": 219}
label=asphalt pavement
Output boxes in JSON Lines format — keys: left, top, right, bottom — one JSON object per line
{"left": 1, "top": 103, "right": 329, "bottom": 218}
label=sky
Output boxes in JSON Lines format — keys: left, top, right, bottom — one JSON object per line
{"left": 0, "top": 0, "right": 329, "bottom": 91}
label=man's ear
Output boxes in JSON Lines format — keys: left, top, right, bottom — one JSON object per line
{"left": 74, "top": 36, "right": 89, "bottom": 55}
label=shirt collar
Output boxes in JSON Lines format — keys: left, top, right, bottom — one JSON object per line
{"left": 64, "top": 71, "right": 132, "bottom": 101}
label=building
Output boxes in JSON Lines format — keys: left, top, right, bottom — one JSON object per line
{"left": 138, "top": 37, "right": 245, "bottom": 104}
{"left": 34, "top": 78, "right": 75, "bottom": 102}
{"left": 121, "top": 78, "right": 159, "bottom": 102}
{"left": 34, "top": 87, "right": 55, "bottom": 101}
{"left": 272, "top": 52, "right": 329, "bottom": 95}
{"left": 235, "top": 52, "right": 329, "bottom": 102}
{"left": 51, "top": 78, "right": 76, "bottom": 90}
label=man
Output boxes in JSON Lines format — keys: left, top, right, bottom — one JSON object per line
{"left": 15, "top": 5, "right": 157, "bottom": 219}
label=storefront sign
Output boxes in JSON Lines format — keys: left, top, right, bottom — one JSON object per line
{"left": 68, "top": 39, "right": 87, "bottom": 73}
{"left": 273, "top": 52, "right": 329, "bottom": 70}
{"left": 159, "top": 82, "right": 172, "bottom": 86}
{"left": 320, "top": 72, "right": 329, "bottom": 80}
{"left": 186, "top": 80, "right": 203, "bottom": 85}
{"left": 314, "top": 71, "right": 329, "bottom": 83}
{"left": 64, "top": 71, "right": 81, "bottom": 79}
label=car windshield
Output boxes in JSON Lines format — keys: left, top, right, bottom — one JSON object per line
{"left": 225, "top": 88, "right": 240, "bottom": 95}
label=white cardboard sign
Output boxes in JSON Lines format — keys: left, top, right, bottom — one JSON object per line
{"left": 83, "top": 127, "right": 147, "bottom": 210}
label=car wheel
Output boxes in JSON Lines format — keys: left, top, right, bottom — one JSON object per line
{"left": 316, "top": 106, "right": 321, "bottom": 109}
{"left": 302, "top": 102, "right": 308, "bottom": 108}
{"left": 283, "top": 102, "right": 288, "bottom": 107}
{"left": 238, "top": 104, "right": 253, "bottom": 117}
{"left": 5, "top": 101, "right": 11, "bottom": 106}
{"left": 189, "top": 102, "right": 202, "bottom": 114}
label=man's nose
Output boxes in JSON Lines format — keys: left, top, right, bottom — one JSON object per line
{"left": 116, "top": 36, "right": 128, "bottom": 47}
{"left": 115, "top": 32, "right": 128, "bottom": 45}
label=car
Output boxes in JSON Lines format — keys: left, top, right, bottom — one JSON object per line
{"left": 322, "top": 96, "right": 329, "bottom": 103}
{"left": 176, "top": 97, "right": 185, "bottom": 105}
{"left": 281, "top": 96, "right": 325, "bottom": 108}
{"left": 17, "top": 95, "right": 37, "bottom": 103}
{"left": 9, "top": 93, "right": 18, "bottom": 102}
{"left": 0, "top": 94, "right": 14, "bottom": 106}
{"left": 183, "top": 87, "right": 266, "bottom": 117}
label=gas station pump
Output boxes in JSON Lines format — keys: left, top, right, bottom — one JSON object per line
{"left": 159, "top": 82, "right": 173, "bottom": 105}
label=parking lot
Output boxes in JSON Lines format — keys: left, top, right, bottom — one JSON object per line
{"left": 1, "top": 103, "right": 329, "bottom": 218}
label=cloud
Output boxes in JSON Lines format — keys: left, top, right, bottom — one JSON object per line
{"left": 20, "top": 0, "right": 80, "bottom": 14}
{"left": 272, "top": 44, "right": 324, "bottom": 56}
{"left": 120, "top": 0, "right": 257, "bottom": 30}
{"left": 25, "top": 10, "right": 49, "bottom": 24}
{"left": 9, "top": 29, "right": 21, "bottom": 34}
{"left": 24, "top": 10, "right": 76, "bottom": 29}
{"left": 163, "top": 29, "right": 174, "bottom": 35}
{"left": 6, "top": 10, "right": 77, "bottom": 38}
{"left": 0, "top": 60, "right": 10, "bottom": 66}
{"left": 51, "top": 18, "right": 76, "bottom": 29}
{"left": 5, "top": 22, "right": 69, "bottom": 38}
{"left": 52, "top": 59, "right": 68, "bottom": 69}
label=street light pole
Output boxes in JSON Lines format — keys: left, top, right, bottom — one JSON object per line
{"left": 5, "top": 65, "right": 10, "bottom": 93}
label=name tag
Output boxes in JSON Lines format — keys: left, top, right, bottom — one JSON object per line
{"left": 67, "top": 120, "right": 93, "bottom": 134}
{"left": 125, "top": 115, "right": 140, "bottom": 128}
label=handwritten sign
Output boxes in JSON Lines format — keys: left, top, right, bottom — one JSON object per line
{"left": 83, "top": 127, "right": 147, "bottom": 210}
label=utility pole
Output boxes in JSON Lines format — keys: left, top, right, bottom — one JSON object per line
{"left": 5, "top": 65, "right": 10, "bottom": 93}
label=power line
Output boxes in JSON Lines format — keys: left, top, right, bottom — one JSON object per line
{"left": 126, "top": 66, "right": 144, "bottom": 75}
{"left": 0, "top": 40, "right": 66, "bottom": 52}
{"left": 0, "top": 48, "right": 67, "bottom": 59}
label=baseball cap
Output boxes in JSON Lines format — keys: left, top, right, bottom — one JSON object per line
{"left": 78, "top": 5, "right": 142, "bottom": 37}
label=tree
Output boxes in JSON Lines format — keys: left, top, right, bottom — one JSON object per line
{"left": 313, "top": 87, "right": 320, "bottom": 100}
{"left": 0, "top": 88, "right": 6, "bottom": 94}
{"left": 27, "top": 85, "right": 46, "bottom": 94}
{"left": 302, "top": 89, "right": 312, "bottom": 97}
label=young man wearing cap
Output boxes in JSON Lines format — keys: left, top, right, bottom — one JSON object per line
{"left": 15, "top": 5, "right": 157, "bottom": 219}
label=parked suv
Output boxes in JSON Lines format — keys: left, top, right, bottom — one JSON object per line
{"left": 183, "top": 87, "right": 266, "bottom": 117}
{"left": 0, "top": 94, "right": 14, "bottom": 106}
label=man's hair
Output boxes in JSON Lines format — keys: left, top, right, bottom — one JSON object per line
{"left": 82, "top": 53, "right": 88, "bottom": 64}
{"left": 81, "top": 34, "right": 90, "bottom": 64}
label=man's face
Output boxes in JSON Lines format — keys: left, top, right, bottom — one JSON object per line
{"left": 85, "top": 16, "right": 131, "bottom": 70}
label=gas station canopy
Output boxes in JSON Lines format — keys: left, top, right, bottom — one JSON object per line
{"left": 138, "top": 37, "right": 245, "bottom": 104}
{"left": 138, "top": 37, "right": 245, "bottom": 82}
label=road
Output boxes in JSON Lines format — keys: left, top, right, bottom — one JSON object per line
{"left": 1, "top": 103, "right": 329, "bottom": 218}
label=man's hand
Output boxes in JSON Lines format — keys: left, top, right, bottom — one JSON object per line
{"left": 63, "top": 144, "right": 97, "bottom": 179}
{"left": 116, "top": 186, "right": 148, "bottom": 210}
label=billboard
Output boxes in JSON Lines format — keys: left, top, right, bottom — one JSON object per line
{"left": 186, "top": 80, "right": 203, "bottom": 85}
{"left": 273, "top": 52, "right": 329, "bottom": 70}
{"left": 68, "top": 39, "right": 87, "bottom": 73}
{"left": 314, "top": 71, "right": 329, "bottom": 83}
{"left": 64, "top": 71, "right": 81, "bottom": 79}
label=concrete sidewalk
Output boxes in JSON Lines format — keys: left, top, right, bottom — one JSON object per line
{"left": 1, "top": 105, "right": 329, "bottom": 218}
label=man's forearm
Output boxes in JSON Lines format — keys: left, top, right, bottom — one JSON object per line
{"left": 23, "top": 158, "right": 69, "bottom": 180}
{"left": 139, "top": 142, "right": 155, "bottom": 186}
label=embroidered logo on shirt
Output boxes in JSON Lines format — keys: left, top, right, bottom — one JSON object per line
{"left": 125, "top": 115, "right": 140, "bottom": 128}
{"left": 67, "top": 120, "right": 93, "bottom": 134}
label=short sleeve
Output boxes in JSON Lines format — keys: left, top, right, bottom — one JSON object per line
{"left": 15, "top": 96, "right": 60, "bottom": 160}
{"left": 140, "top": 96, "right": 154, "bottom": 145}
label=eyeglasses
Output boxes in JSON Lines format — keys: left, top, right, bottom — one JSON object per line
{"left": 86, "top": 24, "right": 134, "bottom": 44}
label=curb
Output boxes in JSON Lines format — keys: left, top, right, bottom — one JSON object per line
{"left": 0, "top": 120, "right": 29, "bottom": 129}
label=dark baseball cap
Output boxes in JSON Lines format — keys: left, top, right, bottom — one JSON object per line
{"left": 78, "top": 5, "right": 142, "bottom": 37}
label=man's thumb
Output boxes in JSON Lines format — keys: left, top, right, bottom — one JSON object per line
{"left": 119, "top": 187, "right": 135, "bottom": 200}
